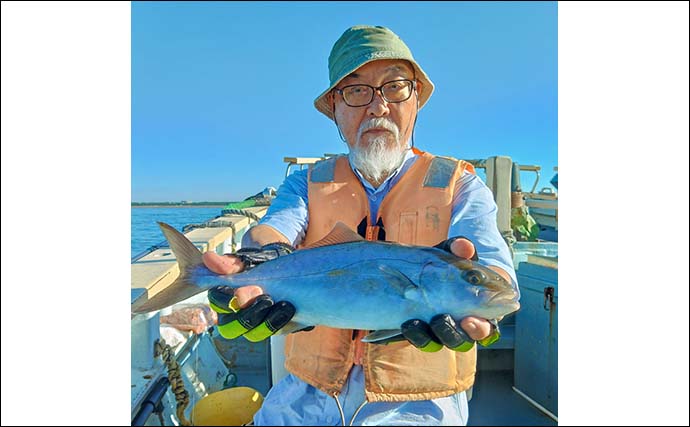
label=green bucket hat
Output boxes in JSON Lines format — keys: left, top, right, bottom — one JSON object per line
{"left": 314, "top": 25, "right": 435, "bottom": 121}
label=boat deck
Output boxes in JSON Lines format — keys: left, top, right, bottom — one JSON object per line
{"left": 468, "top": 350, "right": 557, "bottom": 426}
{"left": 211, "top": 334, "right": 557, "bottom": 426}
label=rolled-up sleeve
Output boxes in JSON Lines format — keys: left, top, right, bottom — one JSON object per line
{"left": 449, "top": 171, "right": 519, "bottom": 292}
{"left": 259, "top": 170, "right": 309, "bottom": 246}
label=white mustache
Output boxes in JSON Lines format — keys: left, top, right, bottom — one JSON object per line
{"left": 357, "top": 117, "right": 399, "bottom": 142}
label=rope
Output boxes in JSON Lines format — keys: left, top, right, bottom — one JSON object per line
{"left": 221, "top": 208, "right": 262, "bottom": 222}
{"left": 182, "top": 218, "right": 239, "bottom": 233}
{"left": 331, "top": 393, "right": 368, "bottom": 426}
{"left": 349, "top": 400, "right": 368, "bottom": 425}
{"left": 154, "top": 339, "right": 192, "bottom": 426}
{"left": 511, "top": 191, "right": 525, "bottom": 208}
{"left": 501, "top": 229, "right": 517, "bottom": 259}
{"left": 333, "top": 392, "right": 346, "bottom": 426}
{"left": 182, "top": 209, "right": 261, "bottom": 233}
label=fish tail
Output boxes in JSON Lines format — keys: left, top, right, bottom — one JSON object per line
{"left": 130, "top": 223, "right": 207, "bottom": 314}
{"left": 158, "top": 221, "right": 204, "bottom": 273}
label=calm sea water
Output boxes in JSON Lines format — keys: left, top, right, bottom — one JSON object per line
{"left": 131, "top": 207, "right": 223, "bottom": 259}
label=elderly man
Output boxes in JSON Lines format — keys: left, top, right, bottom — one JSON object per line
{"left": 204, "top": 25, "right": 518, "bottom": 426}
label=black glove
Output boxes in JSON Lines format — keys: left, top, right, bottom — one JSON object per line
{"left": 208, "top": 286, "right": 300, "bottom": 342}
{"left": 400, "top": 316, "right": 500, "bottom": 352}
{"left": 208, "top": 242, "right": 300, "bottom": 342}
{"left": 231, "top": 242, "right": 296, "bottom": 270}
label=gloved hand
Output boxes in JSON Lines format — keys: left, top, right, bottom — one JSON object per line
{"left": 401, "top": 315, "right": 500, "bottom": 352}
{"left": 232, "top": 242, "right": 296, "bottom": 270}
{"left": 208, "top": 285, "right": 297, "bottom": 342}
{"left": 400, "top": 236, "right": 502, "bottom": 352}
{"left": 204, "top": 242, "right": 300, "bottom": 342}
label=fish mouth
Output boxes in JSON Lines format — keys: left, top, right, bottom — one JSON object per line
{"left": 487, "top": 290, "right": 519, "bottom": 307}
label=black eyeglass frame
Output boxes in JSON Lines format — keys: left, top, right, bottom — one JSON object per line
{"left": 333, "top": 79, "right": 417, "bottom": 107}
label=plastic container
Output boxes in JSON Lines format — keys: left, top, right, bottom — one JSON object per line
{"left": 191, "top": 386, "right": 264, "bottom": 426}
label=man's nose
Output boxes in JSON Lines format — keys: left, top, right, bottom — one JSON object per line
{"left": 367, "top": 89, "right": 390, "bottom": 116}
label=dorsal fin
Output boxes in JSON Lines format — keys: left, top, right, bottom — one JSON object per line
{"left": 301, "top": 222, "right": 364, "bottom": 249}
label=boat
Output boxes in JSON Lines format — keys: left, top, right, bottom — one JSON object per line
{"left": 131, "top": 154, "right": 558, "bottom": 426}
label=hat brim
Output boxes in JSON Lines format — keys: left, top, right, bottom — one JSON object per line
{"left": 313, "top": 59, "right": 434, "bottom": 120}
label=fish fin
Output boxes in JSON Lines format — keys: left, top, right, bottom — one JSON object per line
{"left": 158, "top": 222, "right": 204, "bottom": 271}
{"left": 300, "top": 222, "right": 364, "bottom": 249}
{"left": 131, "top": 279, "right": 209, "bottom": 314}
{"left": 376, "top": 264, "right": 421, "bottom": 301}
{"left": 362, "top": 329, "right": 405, "bottom": 344}
{"left": 403, "top": 286, "right": 422, "bottom": 301}
{"left": 131, "top": 223, "right": 207, "bottom": 314}
{"left": 276, "top": 321, "right": 314, "bottom": 335}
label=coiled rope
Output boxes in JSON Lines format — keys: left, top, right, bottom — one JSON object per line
{"left": 154, "top": 339, "right": 191, "bottom": 426}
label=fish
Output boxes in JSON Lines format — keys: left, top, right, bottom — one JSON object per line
{"left": 132, "top": 222, "right": 520, "bottom": 341}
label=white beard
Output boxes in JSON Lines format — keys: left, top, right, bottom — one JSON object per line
{"left": 348, "top": 117, "right": 408, "bottom": 185}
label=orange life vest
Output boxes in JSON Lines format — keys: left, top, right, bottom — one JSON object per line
{"left": 284, "top": 150, "right": 478, "bottom": 402}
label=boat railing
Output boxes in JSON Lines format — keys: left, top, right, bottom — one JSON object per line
{"left": 466, "top": 159, "right": 542, "bottom": 194}
{"left": 131, "top": 206, "right": 270, "bottom": 424}
{"left": 283, "top": 153, "right": 344, "bottom": 177}
{"left": 131, "top": 206, "right": 269, "bottom": 317}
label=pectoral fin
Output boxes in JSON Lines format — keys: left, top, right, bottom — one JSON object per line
{"left": 362, "top": 329, "right": 405, "bottom": 344}
{"left": 276, "top": 321, "right": 315, "bottom": 335}
{"left": 376, "top": 264, "right": 421, "bottom": 301}
{"left": 362, "top": 329, "right": 406, "bottom": 344}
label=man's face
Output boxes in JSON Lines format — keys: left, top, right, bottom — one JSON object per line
{"left": 329, "top": 59, "right": 421, "bottom": 152}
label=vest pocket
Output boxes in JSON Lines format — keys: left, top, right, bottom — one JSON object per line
{"left": 399, "top": 212, "right": 418, "bottom": 244}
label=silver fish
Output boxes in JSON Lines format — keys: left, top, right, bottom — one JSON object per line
{"left": 132, "top": 222, "right": 520, "bottom": 340}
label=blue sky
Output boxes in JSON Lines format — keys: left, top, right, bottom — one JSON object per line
{"left": 3, "top": 4, "right": 689, "bottom": 424}
{"left": 132, "top": 1, "right": 557, "bottom": 202}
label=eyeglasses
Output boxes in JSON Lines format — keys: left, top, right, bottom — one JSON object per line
{"left": 334, "top": 79, "right": 416, "bottom": 107}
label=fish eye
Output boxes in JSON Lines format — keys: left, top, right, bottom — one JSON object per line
{"left": 463, "top": 269, "right": 487, "bottom": 286}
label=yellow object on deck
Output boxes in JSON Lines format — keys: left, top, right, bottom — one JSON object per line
{"left": 191, "top": 387, "right": 264, "bottom": 426}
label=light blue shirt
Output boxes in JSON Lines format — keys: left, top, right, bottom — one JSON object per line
{"left": 255, "top": 365, "right": 469, "bottom": 426}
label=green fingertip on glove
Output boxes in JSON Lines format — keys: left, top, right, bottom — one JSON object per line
{"left": 450, "top": 341, "right": 475, "bottom": 352}
{"left": 419, "top": 340, "right": 444, "bottom": 353}
{"left": 478, "top": 329, "right": 501, "bottom": 347}
{"left": 243, "top": 323, "right": 277, "bottom": 342}
{"left": 207, "top": 290, "right": 241, "bottom": 314}
{"left": 209, "top": 297, "right": 240, "bottom": 315}
{"left": 211, "top": 292, "right": 298, "bottom": 343}
{"left": 217, "top": 317, "right": 250, "bottom": 339}
{"left": 401, "top": 319, "right": 445, "bottom": 352}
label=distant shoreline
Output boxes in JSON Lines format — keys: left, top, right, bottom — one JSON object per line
{"left": 131, "top": 204, "right": 227, "bottom": 208}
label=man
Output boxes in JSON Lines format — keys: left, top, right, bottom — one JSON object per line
{"left": 204, "top": 25, "right": 518, "bottom": 426}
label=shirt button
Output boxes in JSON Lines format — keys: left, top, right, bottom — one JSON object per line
{"left": 369, "top": 195, "right": 377, "bottom": 201}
